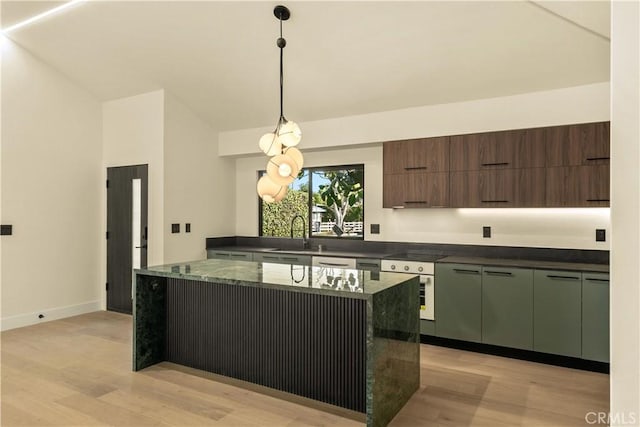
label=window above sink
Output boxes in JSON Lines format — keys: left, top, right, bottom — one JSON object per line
{"left": 258, "top": 164, "right": 364, "bottom": 240}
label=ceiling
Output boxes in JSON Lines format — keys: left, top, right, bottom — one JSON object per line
{"left": 1, "top": 1, "right": 610, "bottom": 131}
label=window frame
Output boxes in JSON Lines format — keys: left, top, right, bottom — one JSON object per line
{"left": 258, "top": 163, "right": 365, "bottom": 240}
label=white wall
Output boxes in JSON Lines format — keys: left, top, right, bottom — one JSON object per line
{"left": 220, "top": 82, "right": 610, "bottom": 156}
{"left": 1, "top": 39, "right": 102, "bottom": 329}
{"left": 163, "top": 92, "right": 236, "bottom": 263}
{"left": 610, "top": 0, "right": 640, "bottom": 423}
{"left": 234, "top": 84, "right": 611, "bottom": 250}
{"left": 102, "top": 90, "right": 165, "bottom": 269}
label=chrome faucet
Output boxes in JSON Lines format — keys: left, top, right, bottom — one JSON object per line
{"left": 290, "top": 215, "right": 309, "bottom": 249}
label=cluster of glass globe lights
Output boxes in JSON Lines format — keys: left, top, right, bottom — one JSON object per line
{"left": 256, "top": 119, "right": 303, "bottom": 203}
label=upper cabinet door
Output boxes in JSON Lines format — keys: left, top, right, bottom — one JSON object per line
{"left": 509, "top": 128, "right": 547, "bottom": 168}
{"left": 449, "top": 129, "right": 545, "bottom": 171}
{"left": 545, "top": 165, "right": 610, "bottom": 207}
{"left": 450, "top": 168, "right": 545, "bottom": 208}
{"left": 545, "top": 122, "right": 610, "bottom": 167}
{"left": 383, "top": 172, "right": 449, "bottom": 208}
{"left": 383, "top": 137, "right": 449, "bottom": 174}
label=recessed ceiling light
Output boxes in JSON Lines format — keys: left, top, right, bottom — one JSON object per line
{"left": 2, "top": 0, "right": 86, "bottom": 35}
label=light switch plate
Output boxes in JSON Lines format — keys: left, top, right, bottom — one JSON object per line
{"left": 483, "top": 226, "right": 491, "bottom": 238}
{"left": 596, "top": 229, "right": 606, "bottom": 242}
{"left": 171, "top": 223, "right": 180, "bottom": 234}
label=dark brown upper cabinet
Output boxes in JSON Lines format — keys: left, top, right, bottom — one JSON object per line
{"left": 450, "top": 169, "right": 546, "bottom": 208}
{"left": 546, "top": 165, "right": 610, "bottom": 207}
{"left": 545, "top": 122, "right": 610, "bottom": 167}
{"left": 383, "top": 172, "right": 449, "bottom": 208}
{"left": 383, "top": 136, "right": 450, "bottom": 208}
{"left": 382, "top": 121, "right": 608, "bottom": 209}
{"left": 449, "top": 128, "right": 546, "bottom": 172}
{"left": 383, "top": 137, "right": 449, "bottom": 174}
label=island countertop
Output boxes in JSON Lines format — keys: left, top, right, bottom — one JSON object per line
{"left": 135, "top": 258, "right": 417, "bottom": 299}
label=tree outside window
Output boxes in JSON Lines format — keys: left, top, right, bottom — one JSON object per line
{"left": 260, "top": 165, "right": 364, "bottom": 239}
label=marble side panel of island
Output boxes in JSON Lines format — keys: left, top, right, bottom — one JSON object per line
{"left": 367, "top": 276, "right": 420, "bottom": 427}
{"left": 133, "top": 274, "right": 167, "bottom": 371}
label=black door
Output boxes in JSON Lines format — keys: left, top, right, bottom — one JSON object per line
{"left": 107, "top": 164, "right": 148, "bottom": 314}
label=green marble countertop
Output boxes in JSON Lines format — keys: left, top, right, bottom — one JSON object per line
{"left": 135, "top": 259, "right": 417, "bottom": 299}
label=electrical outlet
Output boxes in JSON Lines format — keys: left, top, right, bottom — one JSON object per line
{"left": 483, "top": 226, "right": 491, "bottom": 238}
{"left": 171, "top": 223, "right": 180, "bottom": 233}
{"left": 185, "top": 223, "right": 191, "bottom": 233}
{"left": 370, "top": 224, "right": 380, "bottom": 234}
{"left": 596, "top": 229, "right": 606, "bottom": 242}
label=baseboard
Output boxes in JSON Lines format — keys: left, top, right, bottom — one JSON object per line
{"left": 421, "top": 334, "right": 610, "bottom": 374}
{"left": 1, "top": 300, "right": 101, "bottom": 331}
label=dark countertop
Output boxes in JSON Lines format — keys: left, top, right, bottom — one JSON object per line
{"left": 206, "top": 239, "right": 608, "bottom": 273}
{"left": 437, "top": 256, "right": 609, "bottom": 273}
{"left": 209, "top": 245, "right": 391, "bottom": 259}
{"left": 135, "top": 259, "right": 418, "bottom": 298}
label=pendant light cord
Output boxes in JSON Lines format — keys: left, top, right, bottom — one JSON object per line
{"left": 279, "top": 16, "right": 284, "bottom": 120}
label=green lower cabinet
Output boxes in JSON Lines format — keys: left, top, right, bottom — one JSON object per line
{"left": 582, "top": 273, "right": 610, "bottom": 362}
{"left": 435, "top": 263, "right": 482, "bottom": 342}
{"left": 253, "top": 253, "right": 282, "bottom": 263}
{"left": 533, "top": 270, "right": 582, "bottom": 357}
{"left": 420, "top": 319, "right": 435, "bottom": 336}
{"left": 207, "top": 250, "right": 253, "bottom": 261}
{"left": 482, "top": 267, "right": 533, "bottom": 350}
{"left": 253, "top": 253, "right": 312, "bottom": 266}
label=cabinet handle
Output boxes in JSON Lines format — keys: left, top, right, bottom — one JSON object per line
{"left": 404, "top": 166, "right": 428, "bottom": 170}
{"left": 405, "top": 201, "right": 427, "bottom": 204}
{"left": 319, "top": 262, "right": 350, "bottom": 267}
{"left": 587, "top": 199, "right": 610, "bottom": 202}
{"left": 357, "top": 262, "right": 379, "bottom": 267}
{"left": 586, "top": 157, "right": 610, "bottom": 161}
{"left": 546, "top": 275, "right": 580, "bottom": 281}
{"left": 453, "top": 268, "right": 480, "bottom": 275}
{"left": 484, "top": 271, "right": 513, "bottom": 277}
{"left": 281, "top": 257, "right": 300, "bottom": 261}
{"left": 481, "top": 200, "right": 509, "bottom": 203}
{"left": 214, "top": 253, "right": 230, "bottom": 257}
{"left": 585, "top": 278, "right": 609, "bottom": 283}
{"left": 230, "top": 254, "right": 246, "bottom": 257}
{"left": 481, "top": 162, "right": 509, "bottom": 167}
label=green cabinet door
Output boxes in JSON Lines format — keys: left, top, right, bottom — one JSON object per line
{"left": 482, "top": 267, "right": 533, "bottom": 350}
{"left": 207, "top": 250, "right": 253, "bottom": 261}
{"left": 253, "top": 253, "right": 282, "bottom": 263}
{"left": 582, "top": 273, "right": 610, "bottom": 362}
{"left": 533, "top": 270, "right": 582, "bottom": 357}
{"left": 253, "top": 253, "right": 311, "bottom": 266}
{"left": 435, "top": 263, "right": 482, "bottom": 342}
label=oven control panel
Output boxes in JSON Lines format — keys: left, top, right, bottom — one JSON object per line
{"left": 380, "top": 260, "right": 434, "bottom": 275}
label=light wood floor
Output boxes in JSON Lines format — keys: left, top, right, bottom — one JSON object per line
{"left": 1, "top": 311, "right": 609, "bottom": 426}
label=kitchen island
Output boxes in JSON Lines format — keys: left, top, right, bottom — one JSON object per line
{"left": 134, "top": 259, "right": 420, "bottom": 427}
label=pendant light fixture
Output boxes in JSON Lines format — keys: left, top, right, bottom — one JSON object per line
{"left": 256, "top": 5, "right": 304, "bottom": 203}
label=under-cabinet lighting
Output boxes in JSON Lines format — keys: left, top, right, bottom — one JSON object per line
{"left": 2, "top": 0, "right": 86, "bottom": 35}
{"left": 457, "top": 208, "right": 610, "bottom": 217}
